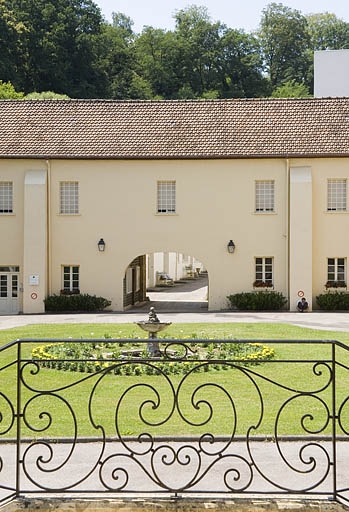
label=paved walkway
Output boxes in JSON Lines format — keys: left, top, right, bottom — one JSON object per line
{"left": 1, "top": 309, "right": 349, "bottom": 332}
{"left": 0, "top": 275, "right": 349, "bottom": 332}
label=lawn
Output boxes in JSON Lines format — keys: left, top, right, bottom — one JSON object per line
{"left": 0, "top": 322, "right": 348, "bottom": 439}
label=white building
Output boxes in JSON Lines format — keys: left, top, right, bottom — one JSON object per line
{"left": 314, "top": 49, "right": 349, "bottom": 97}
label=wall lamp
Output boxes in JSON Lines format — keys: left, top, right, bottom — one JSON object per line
{"left": 227, "top": 240, "right": 236, "bottom": 254}
{"left": 98, "top": 238, "right": 106, "bottom": 252}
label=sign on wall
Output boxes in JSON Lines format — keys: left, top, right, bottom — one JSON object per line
{"left": 29, "top": 275, "right": 39, "bottom": 285}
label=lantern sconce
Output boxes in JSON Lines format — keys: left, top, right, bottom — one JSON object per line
{"left": 98, "top": 238, "right": 106, "bottom": 252}
{"left": 227, "top": 240, "right": 236, "bottom": 254}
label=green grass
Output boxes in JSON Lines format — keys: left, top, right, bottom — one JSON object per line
{"left": 0, "top": 322, "right": 348, "bottom": 439}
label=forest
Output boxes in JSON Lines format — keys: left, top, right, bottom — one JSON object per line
{"left": 1, "top": 0, "right": 349, "bottom": 100}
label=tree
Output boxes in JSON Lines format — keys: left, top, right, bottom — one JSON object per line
{"left": 258, "top": 3, "right": 311, "bottom": 89}
{"left": 217, "top": 28, "right": 270, "bottom": 98}
{"left": 24, "top": 91, "right": 69, "bottom": 99}
{"left": 100, "top": 12, "right": 153, "bottom": 99}
{"left": 173, "top": 5, "right": 224, "bottom": 97}
{"left": 0, "top": 80, "right": 23, "bottom": 98}
{"left": 134, "top": 27, "right": 181, "bottom": 99}
{"left": 271, "top": 79, "right": 311, "bottom": 97}
{"left": 8, "top": 0, "right": 109, "bottom": 97}
{"left": 307, "top": 12, "right": 349, "bottom": 50}
{"left": 0, "top": 0, "right": 26, "bottom": 85}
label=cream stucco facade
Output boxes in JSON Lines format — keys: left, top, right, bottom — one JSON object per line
{"left": 1, "top": 154, "right": 348, "bottom": 314}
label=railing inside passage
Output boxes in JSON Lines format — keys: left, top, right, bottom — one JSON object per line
{"left": 0, "top": 338, "right": 349, "bottom": 505}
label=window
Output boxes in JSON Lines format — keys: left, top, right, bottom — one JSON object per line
{"left": 60, "top": 182, "right": 79, "bottom": 214}
{"left": 254, "top": 257, "right": 273, "bottom": 287}
{"left": 327, "top": 179, "right": 346, "bottom": 211}
{"left": 0, "top": 266, "right": 19, "bottom": 272}
{"left": 126, "top": 267, "right": 133, "bottom": 294}
{"left": 0, "top": 182, "right": 13, "bottom": 213}
{"left": 255, "top": 180, "right": 274, "bottom": 212}
{"left": 157, "top": 181, "right": 176, "bottom": 213}
{"left": 62, "top": 266, "right": 79, "bottom": 292}
{"left": 327, "top": 258, "right": 346, "bottom": 287}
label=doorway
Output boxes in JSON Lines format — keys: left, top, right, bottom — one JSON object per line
{"left": 0, "top": 266, "right": 20, "bottom": 314}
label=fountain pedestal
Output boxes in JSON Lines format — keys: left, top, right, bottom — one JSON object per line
{"left": 135, "top": 307, "right": 172, "bottom": 356}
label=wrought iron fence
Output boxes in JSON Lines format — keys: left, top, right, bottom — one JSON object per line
{"left": 0, "top": 338, "right": 349, "bottom": 506}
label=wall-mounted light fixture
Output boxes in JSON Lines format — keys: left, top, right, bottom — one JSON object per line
{"left": 227, "top": 240, "right": 236, "bottom": 253}
{"left": 98, "top": 238, "right": 106, "bottom": 252}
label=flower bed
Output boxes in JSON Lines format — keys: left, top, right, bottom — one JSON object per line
{"left": 32, "top": 338, "right": 275, "bottom": 376}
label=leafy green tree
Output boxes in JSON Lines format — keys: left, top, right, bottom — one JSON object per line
{"left": 307, "top": 12, "right": 349, "bottom": 50}
{"left": 271, "top": 79, "right": 311, "bottom": 97}
{"left": 24, "top": 91, "right": 69, "bottom": 99}
{"left": 0, "top": 80, "right": 23, "bottom": 98}
{"left": 8, "top": 0, "right": 109, "bottom": 97}
{"left": 134, "top": 27, "right": 181, "bottom": 99}
{"left": 217, "top": 28, "right": 270, "bottom": 98}
{"left": 258, "top": 3, "right": 311, "bottom": 89}
{"left": 0, "top": 0, "right": 26, "bottom": 84}
{"left": 100, "top": 13, "right": 153, "bottom": 99}
{"left": 173, "top": 5, "right": 223, "bottom": 97}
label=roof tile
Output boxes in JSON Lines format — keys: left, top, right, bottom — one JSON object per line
{"left": 0, "top": 97, "right": 349, "bottom": 159}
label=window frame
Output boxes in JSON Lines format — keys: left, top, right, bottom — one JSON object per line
{"left": 327, "top": 257, "right": 346, "bottom": 287}
{"left": 62, "top": 265, "right": 80, "bottom": 293}
{"left": 255, "top": 180, "right": 275, "bottom": 213}
{"left": 254, "top": 257, "right": 274, "bottom": 287}
{"left": 0, "top": 181, "right": 13, "bottom": 214}
{"left": 157, "top": 180, "right": 176, "bottom": 214}
{"left": 59, "top": 181, "right": 79, "bottom": 215}
{"left": 327, "top": 179, "right": 347, "bottom": 212}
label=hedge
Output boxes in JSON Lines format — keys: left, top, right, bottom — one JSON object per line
{"left": 316, "top": 291, "right": 349, "bottom": 311}
{"left": 227, "top": 291, "right": 287, "bottom": 311}
{"left": 44, "top": 293, "right": 111, "bottom": 312}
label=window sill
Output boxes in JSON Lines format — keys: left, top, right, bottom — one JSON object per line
{"left": 0, "top": 212, "right": 15, "bottom": 216}
{"left": 325, "top": 210, "right": 348, "bottom": 214}
{"left": 252, "top": 211, "right": 277, "bottom": 215}
{"left": 253, "top": 287, "right": 274, "bottom": 291}
{"left": 155, "top": 212, "right": 178, "bottom": 216}
{"left": 57, "top": 213, "right": 81, "bottom": 216}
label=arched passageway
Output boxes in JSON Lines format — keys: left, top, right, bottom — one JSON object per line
{"left": 124, "top": 251, "right": 208, "bottom": 313}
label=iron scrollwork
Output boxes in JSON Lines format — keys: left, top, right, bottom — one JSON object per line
{"left": 0, "top": 338, "right": 348, "bottom": 503}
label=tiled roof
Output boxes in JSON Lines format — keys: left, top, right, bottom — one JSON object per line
{"left": 1, "top": 97, "right": 349, "bottom": 159}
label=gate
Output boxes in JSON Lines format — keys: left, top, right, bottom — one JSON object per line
{"left": 0, "top": 338, "right": 348, "bottom": 506}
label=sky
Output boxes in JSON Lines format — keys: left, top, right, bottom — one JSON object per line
{"left": 95, "top": 0, "right": 349, "bottom": 33}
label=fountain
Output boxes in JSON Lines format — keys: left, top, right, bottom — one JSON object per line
{"left": 135, "top": 307, "right": 172, "bottom": 356}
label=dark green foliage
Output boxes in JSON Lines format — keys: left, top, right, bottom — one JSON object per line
{"left": 259, "top": 3, "right": 311, "bottom": 90}
{"left": 1, "top": 3, "right": 349, "bottom": 99}
{"left": 3, "top": 0, "right": 109, "bottom": 97}
{"left": 316, "top": 292, "right": 349, "bottom": 311}
{"left": 44, "top": 293, "right": 111, "bottom": 312}
{"left": 227, "top": 291, "right": 287, "bottom": 311}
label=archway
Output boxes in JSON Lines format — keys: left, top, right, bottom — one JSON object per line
{"left": 123, "top": 251, "right": 208, "bottom": 312}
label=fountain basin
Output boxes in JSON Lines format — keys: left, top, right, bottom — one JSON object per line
{"left": 135, "top": 321, "right": 172, "bottom": 334}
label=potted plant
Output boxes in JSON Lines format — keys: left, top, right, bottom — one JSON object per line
{"left": 253, "top": 280, "right": 273, "bottom": 288}
{"left": 324, "top": 280, "right": 346, "bottom": 289}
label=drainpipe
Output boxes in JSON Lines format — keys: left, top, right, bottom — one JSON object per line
{"left": 46, "top": 159, "right": 52, "bottom": 296}
{"left": 286, "top": 158, "right": 290, "bottom": 310}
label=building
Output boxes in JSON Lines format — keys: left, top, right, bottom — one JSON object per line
{"left": 314, "top": 49, "right": 349, "bottom": 97}
{"left": 1, "top": 97, "right": 349, "bottom": 314}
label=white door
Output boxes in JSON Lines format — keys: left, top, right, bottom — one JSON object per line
{"left": 0, "top": 273, "right": 19, "bottom": 314}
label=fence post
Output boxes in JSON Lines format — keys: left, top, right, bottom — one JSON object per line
{"left": 16, "top": 340, "right": 21, "bottom": 498}
{"left": 332, "top": 341, "right": 337, "bottom": 502}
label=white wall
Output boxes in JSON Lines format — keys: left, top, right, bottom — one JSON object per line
{"left": 314, "top": 50, "right": 349, "bottom": 98}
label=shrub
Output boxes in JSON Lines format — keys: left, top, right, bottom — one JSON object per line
{"left": 316, "top": 291, "right": 349, "bottom": 311}
{"left": 44, "top": 293, "right": 111, "bottom": 312}
{"left": 227, "top": 291, "right": 287, "bottom": 311}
